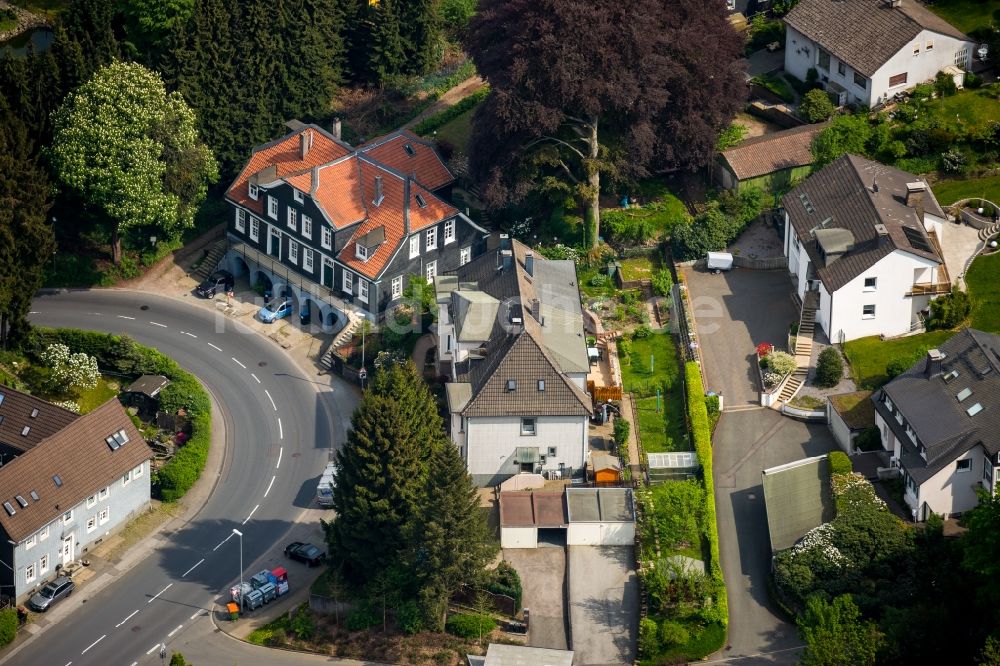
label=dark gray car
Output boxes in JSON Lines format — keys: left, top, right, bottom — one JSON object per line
{"left": 28, "top": 576, "right": 75, "bottom": 612}
{"left": 196, "top": 270, "right": 234, "bottom": 298}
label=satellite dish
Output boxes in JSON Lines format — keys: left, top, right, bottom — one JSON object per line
{"left": 978, "top": 43, "right": 989, "bottom": 60}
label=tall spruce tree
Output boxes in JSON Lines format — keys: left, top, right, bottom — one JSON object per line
{"left": 397, "top": 0, "right": 439, "bottom": 76}
{"left": 366, "top": 0, "right": 406, "bottom": 86}
{"left": 0, "top": 111, "right": 54, "bottom": 347}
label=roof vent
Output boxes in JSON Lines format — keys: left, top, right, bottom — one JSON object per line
{"left": 957, "top": 387, "right": 973, "bottom": 402}
{"left": 506, "top": 379, "right": 517, "bottom": 391}
{"left": 874, "top": 224, "right": 889, "bottom": 236}
{"left": 20, "top": 426, "right": 29, "bottom": 436}
{"left": 967, "top": 402, "right": 984, "bottom": 417}
{"left": 15, "top": 495, "right": 27, "bottom": 508}
{"left": 2, "top": 502, "right": 13, "bottom": 517}
{"left": 53, "top": 475, "right": 62, "bottom": 487}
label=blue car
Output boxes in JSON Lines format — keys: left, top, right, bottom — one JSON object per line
{"left": 258, "top": 297, "right": 293, "bottom": 323}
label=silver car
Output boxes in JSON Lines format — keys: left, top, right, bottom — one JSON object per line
{"left": 28, "top": 576, "right": 74, "bottom": 612}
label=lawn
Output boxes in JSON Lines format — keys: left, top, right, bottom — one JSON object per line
{"left": 619, "top": 255, "right": 661, "bottom": 282}
{"left": 601, "top": 185, "right": 688, "bottom": 244}
{"left": 74, "top": 377, "right": 120, "bottom": 414}
{"left": 966, "top": 251, "right": 1000, "bottom": 332}
{"left": 843, "top": 330, "right": 953, "bottom": 389}
{"left": 434, "top": 107, "right": 474, "bottom": 155}
{"left": 931, "top": 174, "right": 1000, "bottom": 207}
{"left": 927, "top": 0, "right": 1000, "bottom": 33}
{"left": 619, "top": 332, "right": 688, "bottom": 453}
{"left": 916, "top": 87, "right": 1000, "bottom": 132}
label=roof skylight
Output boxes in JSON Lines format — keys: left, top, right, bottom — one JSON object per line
{"left": 957, "top": 387, "right": 973, "bottom": 402}
{"left": 967, "top": 402, "right": 984, "bottom": 417}
{"left": 943, "top": 369, "right": 959, "bottom": 382}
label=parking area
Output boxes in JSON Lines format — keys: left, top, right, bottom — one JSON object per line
{"left": 502, "top": 548, "right": 569, "bottom": 651}
{"left": 567, "top": 546, "right": 638, "bottom": 666}
{"left": 681, "top": 266, "right": 798, "bottom": 407}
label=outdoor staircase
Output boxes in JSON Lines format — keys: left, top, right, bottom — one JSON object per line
{"left": 777, "top": 294, "right": 818, "bottom": 405}
{"left": 319, "top": 314, "right": 364, "bottom": 372}
{"left": 978, "top": 221, "right": 1000, "bottom": 243}
{"left": 194, "top": 240, "right": 228, "bottom": 280}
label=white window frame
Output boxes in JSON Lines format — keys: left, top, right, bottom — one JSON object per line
{"left": 303, "top": 248, "right": 314, "bottom": 272}
{"left": 25, "top": 534, "right": 36, "bottom": 550}
{"left": 863, "top": 277, "right": 877, "bottom": 291}
{"left": 122, "top": 469, "right": 132, "bottom": 486}
{"left": 862, "top": 304, "right": 876, "bottom": 319}
{"left": 86, "top": 516, "right": 96, "bottom": 533}
{"left": 957, "top": 458, "right": 972, "bottom": 473}
{"left": 133, "top": 463, "right": 143, "bottom": 478}
{"left": 321, "top": 226, "right": 332, "bottom": 250}
{"left": 444, "top": 219, "right": 455, "bottom": 244}
{"left": 86, "top": 495, "right": 96, "bottom": 509}
{"left": 248, "top": 182, "right": 259, "bottom": 201}
{"left": 460, "top": 247, "right": 471, "bottom": 266}
{"left": 925, "top": 40, "right": 933, "bottom": 51}
{"left": 236, "top": 209, "right": 247, "bottom": 233}
{"left": 39, "top": 526, "right": 49, "bottom": 541}
{"left": 40, "top": 553, "right": 49, "bottom": 575}
{"left": 63, "top": 510, "right": 73, "bottom": 524}
{"left": 25, "top": 562, "right": 35, "bottom": 584}
{"left": 984, "top": 457, "right": 993, "bottom": 484}
{"left": 287, "top": 207, "right": 297, "bottom": 231}
{"left": 302, "top": 214, "right": 312, "bottom": 239}
{"left": 356, "top": 244, "right": 369, "bottom": 261}
{"left": 391, "top": 275, "right": 403, "bottom": 300}
{"left": 99, "top": 506, "right": 110, "bottom": 526}
{"left": 343, "top": 269, "right": 354, "bottom": 294}
{"left": 410, "top": 235, "right": 420, "bottom": 259}
{"left": 426, "top": 227, "right": 438, "bottom": 251}
{"left": 250, "top": 217, "right": 260, "bottom": 242}
{"left": 521, "top": 418, "right": 536, "bottom": 436}
{"left": 359, "top": 279, "right": 369, "bottom": 304}
{"left": 425, "top": 260, "right": 437, "bottom": 280}
{"left": 289, "top": 240, "right": 299, "bottom": 264}
{"left": 293, "top": 189, "right": 304, "bottom": 204}
{"left": 98, "top": 486, "right": 109, "bottom": 501}
{"left": 268, "top": 195, "right": 278, "bottom": 219}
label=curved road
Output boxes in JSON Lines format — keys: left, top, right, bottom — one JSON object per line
{"left": 9, "top": 289, "right": 353, "bottom": 666}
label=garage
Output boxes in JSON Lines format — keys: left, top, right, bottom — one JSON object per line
{"left": 499, "top": 488, "right": 635, "bottom": 548}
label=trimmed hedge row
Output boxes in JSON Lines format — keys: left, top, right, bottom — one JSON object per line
{"left": 828, "top": 450, "right": 853, "bottom": 476}
{"left": 26, "top": 328, "right": 211, "bottom": 502}
{"left": 684, "top": 361, "right": 729, "bottom": 627}
{"left": 412, "top": 86, "right": 490, "bottom": 136}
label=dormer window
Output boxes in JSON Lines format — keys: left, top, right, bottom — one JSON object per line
{"left": 403, "top": 143, "right": 415, "bottom": 156}
{"left": 354, "top": 226, "right": 385, "bottom": 263}
{"left": 356, "top": 244, "right": 369, "bottom": 261}
{"left": 293, "top": 189, "right": 304, "bottom": 204}
{"left": 248, "top": 182, "right": 259, "bottom": 200}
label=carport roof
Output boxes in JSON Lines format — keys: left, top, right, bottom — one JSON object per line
{"left": 476, "top": 643, "right": 574, "bottom": 666}
{"left": 499, "top": 491, "right": 567, "bottom": 527}
{"left": 761, "top": 455, "right": 835, "bottom": 552}
{"left": 565, "top": 488, "right": 635, "bottom": 523}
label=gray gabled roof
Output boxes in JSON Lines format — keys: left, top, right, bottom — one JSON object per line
{"left": 0, "top": 385, "right": 79, "bottom": 455}
{"left": 877, "top": 328, "right": 1000, "bottom": 482}
{"left": 785, "top": 0, "right": 969, "bottom": 78}
{"left": 782, "top": 154, "right": 943, "bottom": 292}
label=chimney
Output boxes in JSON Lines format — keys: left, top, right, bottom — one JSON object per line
{"left": 525, "top": 252, "right": 534, "bottom": 277}
{"left": 373, "top": 175, "right": 384, "bottom": 206}
{"left": 299, "top": 131, "right": 311, "bottom": 159}
{"left": 501, "top": 249, "right": 513, "bottom": 271}
{"left": 906, "top": 181, "right": 926, "bottom": 218}
{"left": 926, "top": 348, "right": 944, "bottom": 378}
{"left": 332, "top": 117, "right": 342, "bottom": 140}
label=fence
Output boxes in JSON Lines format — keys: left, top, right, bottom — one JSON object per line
{"left": 588, "top": 382, "right": 623, "bottom": 402}
{"left": 451, "top": 585, "right": 517, "bottom": 617}
{"left": 733, "top": 255, "right": 786, "bottom": 270}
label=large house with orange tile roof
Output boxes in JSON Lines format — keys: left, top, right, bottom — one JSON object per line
{"left": 223, "top": 121, "right": 489, "bottom": 329}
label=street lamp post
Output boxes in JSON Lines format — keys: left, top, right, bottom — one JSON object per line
{"left": 232, "top": 528, "right": 243, "bottom": 609}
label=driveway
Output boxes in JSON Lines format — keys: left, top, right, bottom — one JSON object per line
{"left": 711, "top": 408, "right": 838, "bottom": 664}
{"left": 682, "top": 266, "right": 799, "bottom": 407}
{"left": 503, "top": 548, "right": 569, "bottom": 650}
{"left": 567, "top": 546, "right": 638, "bottom": 665}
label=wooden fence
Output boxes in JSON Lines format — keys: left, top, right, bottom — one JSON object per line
{"left": 589, "top": 381, "right": 623, "bottom": 402}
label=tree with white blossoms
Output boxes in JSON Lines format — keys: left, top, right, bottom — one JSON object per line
{"left": 40, "top": 343, "right": 100, "bottom": 392}
{"left": 49, "top": 61, "right": 218, "bottom": 264}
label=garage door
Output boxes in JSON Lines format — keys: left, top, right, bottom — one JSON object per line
{"left": 567, "top": 522, "right": 635, "bottom": 546}
{"left": 501, "top": 526, "right": 538, "bottom": 549}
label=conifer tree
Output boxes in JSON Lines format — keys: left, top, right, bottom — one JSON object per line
{"left": 366, "top": 0, "right": 405, "bottom": 86}
{"left": 397, "top": 0, "right": 439, "bottom": 76}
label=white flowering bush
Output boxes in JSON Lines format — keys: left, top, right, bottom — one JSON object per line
{"left": 762, "top": 371, "right": 782, "bottom": 388}
{"left": 54, "top": 400, "right": 81, "bottom": 413}
{"left": 767, "top": 351, "right": 797, "bottom": 376}
{"left": 790, "top": 523, "right": 850, "bottom": 568}
{"left": 40, "top": 343, "right": 101, "bottom": 392}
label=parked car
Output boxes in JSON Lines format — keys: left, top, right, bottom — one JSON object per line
{"left": 27, "top": 576, "right": 75, "bottom": 612}
{"left": 258, "top": 297, "right": 293, "bottom": 323}
{"left": 196, "top": 270, "right": 234, "bottom": 298}
{"left": 284, "top": 542, "right": 325, "bottom": 567}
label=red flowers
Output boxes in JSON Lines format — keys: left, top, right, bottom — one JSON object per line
{"left": 756, "top": 342, "right": 773, "bottom": 357}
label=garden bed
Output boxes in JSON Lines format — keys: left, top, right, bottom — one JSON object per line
{"left": 618, "top": 332, "right": 688, "bottom": 454}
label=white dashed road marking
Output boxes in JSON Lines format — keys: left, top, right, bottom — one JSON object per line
{"left": 182, "top": 559, "right": 204, "bottom": 577}
{"left": 264, "top": 390, "right": 276, "bottom": 411}
{"left": 264, "top": 475, "right": 276, "bottom": 498}
{"left": 277, "top": 418, "right": 283, "bottom": 441}
{"left": 146, "top": 644, "right": 160, "bottom": 655}
{"left": 148, "top": 583, "right": 172, "bottom": 603}
{"left": 243, "top": 504, "right": 259, "bottom": 525}
{"left": 167, "top": 624, "right": 183, "bottom": 638}
{"left": 251, "top": 373, "right": 261, "bottom": 383}
{"left": 117, "top": 315, "right": 135, "bottom": 320}
{"left": 276, "top": 447, "right": 283, "bottom": 469}
{"left": 149, "top": 321, "right": 167, "bottom": 328}
{"left": 182, "top": 331, "right": 197, "bottom": 338}
{"left": 232, "top": 357, "right": 246, "bottom": 369}
{"left": 81, "top": 635, "right": 105, "bottom": 654}
{"left": 212, "top": 533, "right": 234, "bottom": 552}
{"left": 208, "top": 343, "right": 222, "bottom": 352}
{"left": 190, "top": 610, "right": 203, "bottom": 620}
{"left": 115, "top": 609, "right": 139, "bottom": 628}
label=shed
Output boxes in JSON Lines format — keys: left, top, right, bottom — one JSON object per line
{"left": 761, "top": 455, "right": 835, "bottom": 552}
{"left": 590, "top": 452, "right": 622, "bottom": 483}
{"left": 124, "top": 375, "right": 170, "bottom": 415}
{"left": 715, "top": 122, "right": 828, "bottom": 192}
{"left": 827, "top": 391, "right": 874, "bottom": 454}
{"left": 565, "top": 487, "right": 635, "bottom": 546}
{"left": 647, "top": 450, "right": 699, "bottom": 483}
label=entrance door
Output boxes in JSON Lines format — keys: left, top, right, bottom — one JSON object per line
{"left": 322, "top": 257, "right": 334, "bottom": 288}
{"left": 61, "top": 534, "right": 74, "bottom": 567}
{"left": 268, "top": 229, "right": 281, "bottom": 258}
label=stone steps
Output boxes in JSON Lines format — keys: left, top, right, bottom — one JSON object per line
{"left": 319, "top": 315, "right": 364, "bottom": 372}
{"left": 194, "top": 240, "right": 228, "bottom": 280}
{"left": 978, "top": 222, "right": 1000, "bottom": 242}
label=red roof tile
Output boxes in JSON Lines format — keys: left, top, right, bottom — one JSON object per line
{"left": 360, "top": 131, "right": 454, "bottom": 190}
{"left": 409, "top": 182, "right": 458, "bottom": 231}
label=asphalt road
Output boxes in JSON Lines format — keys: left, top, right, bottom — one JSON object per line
{"left": 11, "top": 289, "right": 353, "bottom": 666}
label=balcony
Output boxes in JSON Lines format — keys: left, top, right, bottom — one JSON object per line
{"left": 907, "top": 282, "right": 951, "bottom": 296}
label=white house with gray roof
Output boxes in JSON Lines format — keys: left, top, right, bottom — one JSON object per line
{"left": 435, "top": 236, "right": 593, "bottom": 486}
{"left": 784, "top": 0, "right": 973, "bottom": 108}
{"left": 782, "top": 154, "right": 949, "bottom": 342}
{"left": 873, "top": 329, "right": 1000, "bottom": 521}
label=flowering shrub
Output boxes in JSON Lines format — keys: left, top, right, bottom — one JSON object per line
{"left": 762, "top": 371, "right": 782, "bottom": 388}
{"left": 54, "top": 400, "right": 81, "bottom": 413}
{"left": 40, "top": 343, "right": 100, "bottom": 392}
{"left": 756, "top": 342, "right": 773, "bottom": 357}
{"left": 767, "top": 351, "right": 797, "bottom": 376}
{"left": 832, "top": 472, "right": 888, "bottom": 510}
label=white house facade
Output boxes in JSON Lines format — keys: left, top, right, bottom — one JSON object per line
{"left": 872, "top": 332, "right": 1000, "bottom": 521}
{"left": 784, "top": 0, "right": 973, "bottom": 107}
{"left": 782, "top": 154, "right": 949, "bottom": 342}
{"left": 436, "top": 236, "right": 593, "bottom": 486}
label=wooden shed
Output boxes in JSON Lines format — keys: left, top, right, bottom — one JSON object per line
{"left": 590, "top": 453, "right": 622, "bottom": 483}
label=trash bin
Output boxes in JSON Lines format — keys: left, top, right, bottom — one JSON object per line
{"left": 227, "top": 602, "right": 239, "bottom": 621}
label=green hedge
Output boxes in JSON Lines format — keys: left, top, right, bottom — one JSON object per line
{"left": 26, "top": 328, "right": 211, "bottom": 502}
{"left": 445, "top": 613, "right": 496, "bottom": 639}
{"left": 413, "top": 86, "right": 490, "bottom": 136}
{"left": 0, "top": 608, "right": 17, "bottom": 647}
{"left": 828, "top": 450, "right": 853, "bottom": 476}
{"left": 684, "top": 361, "right": 728, "bottom": 628}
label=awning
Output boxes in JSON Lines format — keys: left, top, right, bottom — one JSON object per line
{"left": 514, "top": 447, "right": 540, "bottom": 464}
